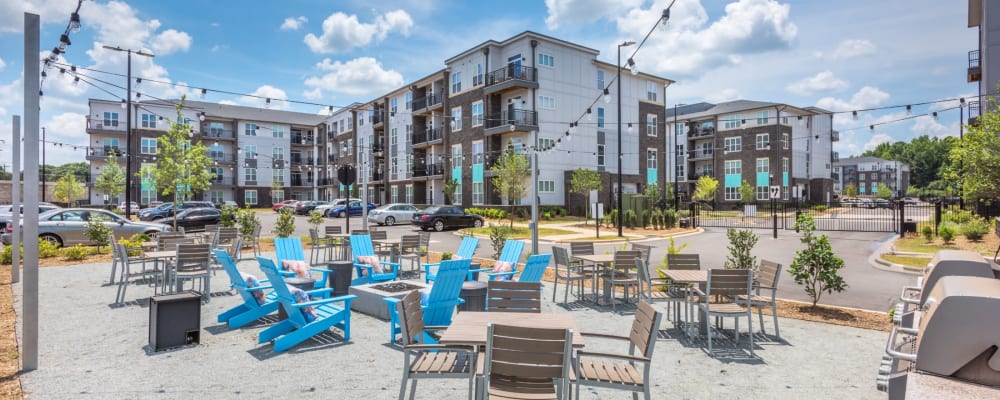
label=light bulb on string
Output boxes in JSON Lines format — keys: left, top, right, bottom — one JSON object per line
{"left": 586, "top": 108, "right": 592, "bottom": 121}
{"left": 69, "top": 12, "right": 81, "bottom": 33}
{"left": 603, "top": 88, "right": 611, "bottom": 104}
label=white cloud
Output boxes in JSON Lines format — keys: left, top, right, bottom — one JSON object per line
{"left": 150, "top": 29, "right": 192, "bottom": 55}
{"left": 238, "top": 85, "right": 289, "bottom": 110}
{"left": 218, "top": 100, "right": 238, "bottom": 106}
{"left": 0, "top": 0, "right": 79, "bottom": 33}
{"left": 706, "top": 88, "right": 741, "bottom": 103}
{"left": 786, "top": 70, "right": 849, "bottom": 96}
{"left": 816, "top": 86, "right": 890, "bottom": 112}
{"left": 0, "top": 57, "right": 5, "bottom": 71}
{"left": 544, "top": 0, "right": 643, "bottom": 30}
{"left": 816, "top": 39, "right": 877, "bottom": 60}
{"left": 614, "top": 0, "right": 798, "bottom": 78}
{"left": 863, "top": 133, "right": 893, "bottom": 151}
{"left": 304, "top": 57, "right": 405, "bottom": 98}
{"left": 210, "top": 44, "right": 227, "bottom": 53}
{"left": 911, "top": 115, "right": 958, "bottom": 138}
{"left": 303, "top": 10, "right": 413, "bottom": 54}
{"left": 281, "top": 16, "right": 307, "bottom": 31}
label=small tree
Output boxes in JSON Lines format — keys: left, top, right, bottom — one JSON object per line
{"left": 53, "top": 172, "right": 85, "bottom": 206}
{"left": 490, "top": 142, "right": 530, "bottom": 228}
{"left": 148, "top": 96, "right": 214, "bottom": 229}
{"left": 843, "top": 183, "right": 858, "bottom": 198}
{"left": 788, "top": 214, "right": 847, "bottom": 306}
{"left": 94, "top": 155, "right": 126, "bottom": 204}
{"left": 876, "top": 183, "right": 893, "bottom": 199}
{"left": 692, "top": 175, "right": 719, "bottom": 204}
{"left": 570, "top": 168, "right": 602, "bottom": 220}
{"left": 273, "top": 207, "right": 296, "bottom": 238}
{"left": 947, "top": 98, "right": 1000, "bottom": 199}
{"left": 723, "top": 229, "right": 758, "bottom": 270}
{"left": 84, "top": 214, "right": 114, "bottom": 253}
{"left": 219, "top": 205, "right": 237, "bottom": 228}
{"left": 738, "top": 180, "right": 755, "bottom": 204}
{"left": 443, "top": 177, "right": 458, "bottom": 205}
{"left": 644, "top": 182, "right": 660, "bottom": 202}
{"left": 307, "top": 210, "right": 323, "bottom": 232}
{"left": 237, "top": 207, "right": 261, "bottom": 241}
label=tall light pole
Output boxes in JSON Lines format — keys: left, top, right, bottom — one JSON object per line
{"left": 673, "top": 104, "right": 683, "bottom": 209}
{"left": 41, "top": 127, "right": 45, "bottom": 202}
{"left": 102, "top": 45, "right": 154, "bottom": 219}
{"left": 616, "top": 40, "right": 635, "bottom": 237}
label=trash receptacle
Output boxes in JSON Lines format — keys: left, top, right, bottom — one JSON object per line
{"left": 679, "top": 217, "right": 690, "bottom": 228}
{"left": 903, "top": 220, "right": 917, "bottom": 234}
{"left": 328, "top": 261, "right": 354, "bottom": 298}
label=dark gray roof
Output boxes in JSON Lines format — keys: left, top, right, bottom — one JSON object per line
{"left": 143, "top": 99, "right": 329, "bottom": 126}
{"left": 675, "top": 100, "right": 784, "bottom": 120}
{"left": 834, "top": 156, "right": 900, "bottom": 165}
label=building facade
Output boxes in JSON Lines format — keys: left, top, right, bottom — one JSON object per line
{"left": 968, "top": 0, "right": 997, "bottom": 123}
{"left": 832, "top": 156, "right": 910, "bottom": 198}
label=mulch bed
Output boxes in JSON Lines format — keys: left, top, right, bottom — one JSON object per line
{"left": 567, "top": 224, "right": 694, "bottom": 237}
{"left": 0, "top": 265, "right": 22, "bottom": 399}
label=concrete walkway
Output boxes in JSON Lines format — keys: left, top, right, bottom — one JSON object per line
{"left": 15, "top": 257, "right": 888, "bottom": 399}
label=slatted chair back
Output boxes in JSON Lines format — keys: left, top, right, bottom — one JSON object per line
{"left": 351, "top": 230, "right": 369, "bottom": 235}
{"left": 631, "top": 301, "right": 664, "bottom": 359}
{"left": 349, "top": 234, "right": 375, "bottom": 258}
{"left": 256, "top": 257, "right": 306, "bottom": 327}
{"left": 455, "top": 237, "right": 479, "bottom": 259}
{"left": 666, "top": 253, "right": 700, "bottom": 270}
{"left": 552, "top": 246, "right": 571, "bottom": 272}
{"left": 158, "top": 235, "right": 195, "bottom": 251}
{"left": 570, "top": 241, "right": 594, "bottom": 257}
{"left": 417, "top": 231, "right": 432, "bottom": 260}
{"left": 423, "top": 258, "right": 471, "bottom": 326}
{"left": 706, "top": 268, "right": 752, "bottom": 298}
{"left": 175, "top": 243, "right": 211, "bottom": 273}
{"left": 274, "top": 237, "right": 306, "bottom": 265}
{"left": 309, "top": 228, "right": 324, "bottom": 247}
{"left": 250, "top": 225, "right": 262, "bottom": 241}
{"left": 399, "top": 235, "right": 420, "bottom": 253}
{"left": 635, "top": 257, "right": 656, "bottom": 298}
{"left": 612, "top": 250, "right": 641, "bottom": 274}
{"left": 214, "top": 249, "right": 259, "bottom": 307}
{"left": 515, "top": 253, "right": 551, "bottom": 283}
{"left": 370, "top": 230, "right": 388, "bottom": 242}
{"left": 498, "top": 239, "right": 525, "bottom": 264}
{"left": 485, "top": 323, "right": 572, "bottom": 385}
{"left": 397, "top": 290, "right": 427, "bottom": 346}
{"left": 630, "top": 243, "right": 653, "bottom": 265}
{"left": 325, "top": 225, "right": 342, "bottom": 235}
{"left": 486, "top": 281, "right": 542, "bottom": 313}
{"left": 217, "top": 227, "right": 238, "bottom": 243}
{"left": 204, "top": 225, "right": 218, "bottom": 234}
{"left": 758, "top": 259, "right": 782, "bottom": 291}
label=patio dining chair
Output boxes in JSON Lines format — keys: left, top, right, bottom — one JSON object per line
{"left": 171, "top": 243, "right": 212, "bottom": 301}
{"left": 636, "top": 257, "right": 688, "bottom": 327}
{"left": 113, "top": 242, "right": 158, "bottom": 304}
{"left": 603, "top": 250, "right": 642, "bottom": 311}
{"left": 396, "top": 234, "right": 423, "bottom": 277}
{"left": 733, "top": 260, "right": 783, "bottom": 338}
{"left": 630, "top": 243, "right": 653, "bottom": 266}
{"left": 694, "top": 269, "right": 755, "bottom": 356}
{"left": 482, "top": 323, "right": 573, "bottom": 400}
{"left": 573, "top": 300, "right": 663, "bottom": 400}
{"left": 569, "top": 242, "right": 594, "bottom": 268}
{"left": 552, "top": 247, "right": 589, "bottom": 304}
{"left": 309, "top": 228, "right": 336, "bottom": 265}
{"left": 395, "top": 289, "right": 476, "bottom": 400}
{"left": 239, "top": 225, "right": 263, "bottom": 261}
{"left": 486, "top": 281, "right": 542, "bottom": 313}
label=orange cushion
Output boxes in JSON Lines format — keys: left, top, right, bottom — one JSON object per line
{"left": 281, "top": 260, "right": 311, "bottom": 279}
{"left": 357, "top": 255, "right": 384, "bottom": 273}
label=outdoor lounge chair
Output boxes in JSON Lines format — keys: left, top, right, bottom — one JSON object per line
{"left": 488, "top": 253, "right": 551, "bottom": 282}
{"left": 695, "top": 268, "right": 755, "bottom": 357}
{"left": 385, "top": 259, "right": 470, "bottom": 342}
{"left": 424, "top": 236, "right": 479, "bottom": 283}
{"left": 471, "top": 239, "right": 524, "bottom": 281}
{"left": 275, "top": 237, "right": 332, "bottom": 289}
{"left": 486, "top": 281, "right": 542, "bottom": 313}
{"left": 214, "top": 249, "right": 279, "bottom": 329}
{"left": 395, "top": 289, "right": 476, "bottom": 400}
{"left": 552, "top": 246, "right": 589, "bottom": 304}
{"left": 256, "top": 257, "right": 357, "bottom": 352}
{"left": 573, "top": 300, "right": 663, "bottom": 400}
{"left": 733, "top": 260, "right": 783, "bottom": 338}
{"left": 482, "top": 323, "right": 573, "bottom": 400}
{"left": 351, "top": 234, "right": 400, "bottom": 284}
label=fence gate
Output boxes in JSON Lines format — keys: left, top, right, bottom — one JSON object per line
{"left": 690, "top": 201, "right": 906, "bottom": 233}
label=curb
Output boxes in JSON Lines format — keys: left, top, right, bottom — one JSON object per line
{"left": 869, "top": 234, "right": 924, "bottom": 276}
{"left": 453, "top": 227, "right": 705, "bottom": 245}
{"left": 773, "top": 297, "right": 890, "bottom": 315}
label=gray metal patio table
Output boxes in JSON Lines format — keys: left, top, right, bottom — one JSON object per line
{"left": 572, "top": 253, "right": 615, "bottom": 305}
{"left": 661, "top": 269, "right": 709, "bottom": 337}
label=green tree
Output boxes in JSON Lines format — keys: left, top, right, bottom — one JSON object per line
{"left": 273, "top": 207, "right": 296, "bottom": 238}
{"left": 490, "top": 142, "right": 530, "bottom": 228}
{"left": 570, "top": 168, "right": 602, "bottom": 219}
{"left": 53, "top": 171, "right": 85, "bottom": 205}
{"left": 738, "top": 180, "right": 755, "bottom": 204}
{"left": 862, "top": 135, "right": 956, "bottom": 188}
{"left": 94, "top": 155, "right": 126, "bottom": 203}
{"left": 788, "top": 214, "right": 847, "bottom": 306}
{"left": 843, "top": 183, "right": 858, "bottom": 198}
{"left": 876, "top": 183, "right": 893, "bottom": 199}
{"left": 723, "top": 229, "right": 758, "bottom": 270}
{"left": 148, "top": 96, "right": 214, "bottom": 228}
{"left": 443, "top": 177, "right": 457, "bottom": 205}
{"left": 947, "top": 100, "right": 1000, "bottom": 199}
{"left": 692, "top": 175, "right": 719, "bottom": 203}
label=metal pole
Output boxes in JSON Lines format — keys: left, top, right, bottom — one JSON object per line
{"left": 361, "top": 158, "right": 369, "bottom": 230}
{"left": 124, "top": 50, "right": 133, "bottom": 218}
{"left": 771, "top": 174, "right": 777, "bottom": 239}
{"left": 11, "top": 115, "right": 20, "bottom": 284}
{"left": 673, "top": 104, "right": 679, "bottom": 209}
{"left": 530, "top": 130, "right": 539, "bottom": 254}
{"left": 40, "top": 127, "right": 45, "bottom": 202}
{"left": 22, "top": 12, "right": 40, "bottom": 372}
{"left": 616, "top": 46, "right": 624, "bottom": 237}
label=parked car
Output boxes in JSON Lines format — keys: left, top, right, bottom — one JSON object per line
{"left": 219, "top": 200, "right": 239, "bottom": 209}
{"left": 294, "top": 201, "right": 330, "bottom": 215}
{"left": 874, "top": 198, "right": 893, "bottom": 208}
{"left": 157, "top": 207, "right": 221, "bottom": 232}
{"left": 902, "top": 197, "right": 918, "bottom": 205}
{"left": 412, "top": 205, "right": 484, "bottom": 232}
{"left": 272, "top": 199, "right": 298, "bottom": 212}
{"left": 317, "top": 198, "right": 362, "bottom": 216}
{"left": 0, "top": 203, "right": 61, "bottom": 232}
{"left": 857, "top": 198, "right": 876, "bottom": 208}
{"left": 138, "top": 201, "right": 214, "bottom": 221}
{"left": 328, "top": 201, "right": 376, "bottom": 218}
{"left": 146, "top": 201, "right": 165, "bottom": 209}
{"left": 368, "top": 203, "right": 419, "bottom": 226}
{"left": 1, "top": 208, "right": 171, "bottom": 247}
{"left": 118, "top": 201, "right": 140, "bottom": 214}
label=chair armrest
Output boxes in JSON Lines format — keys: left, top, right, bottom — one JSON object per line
{"left": 279, "top": 270, "right": 295, "bottom": 277}
{"left": 304, "top": 288, "right": 333, "bottom": 298}
{"left": 691, "top": 287, "right": 707, "bottom": 297}
{"left": 403, "top": 344, "right": 476, "bottom": 352}
{"left": 487, "top": 271, "right": 516, "bottom": 281}
{"left": 289, "top": 294, "right": 358, "bottom": 308}
{"left": 580, "top": 332, "right": 631, "bottom": 341}
{"left": 310, "top": 267, "right": 332, "bottom": 275}
{"left": 424, "top": 325, "right": 450, "bottom": 331}
{"left": 576, "top": 350, "right": 650, "bottom": 363}
{"left": 245, "top": 285, "right": 274, "bottom": 292}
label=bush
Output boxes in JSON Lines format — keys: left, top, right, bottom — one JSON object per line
{"left": 810, "top": 204, "right": 828, "bottom": 212}
{"left": 84, "top": 215, "right": 114, "bottom": 253}
{"left": 61, "top": 245, "right": 90, "bottom": 261}
{"left": 624, "top": 210, "right": 637, "bottom": 228}
{"left": 273, "top": 208, "right": 296, "bottom": 238}
{"left": 650, "top": 209, "right": 662, "bottom": 230}
{"left": 237, "top": 207, "right": 261, "bottom": 240}
{"left": 219, "top": 205, "right": 237, "bottom": 228}
{"left": 488, "top": 224, "right": 512, "bottom": 259}
{"left": 441, "top": 252, "right": 453, "bottom": 261}
{"left": 466, "top": 207, "right": 507, "bottom": 220}
{"left": 39, "top": 238, "right": 60, "bottom": 258}
{"left": 605, "top": 209, "right": 618, "bottom": 228}
{"left": 788, "top": 214, "right": 847, "bottom": 306}
{"left": 921, "top": 225, "right": 935, "bottom": 242}
{"left": 961, "top": 216, "right": 990, "bottom": 241}
{"left": 543, "top": 211, "right": 553, "bottom": 220}
{"left": 938, "top": 221, "right": 959, "bottom": 243}
{"left": 0, "top": 245, "right": 11, "bottom": 264}
{"left": 663, "top": 209, "right": 678, "bottom": 228}
{"left": 942, "top": 210, "right": 974, "bottom": 225}
{"left": 724, "top": 229, "right": 758, "bottom": 271}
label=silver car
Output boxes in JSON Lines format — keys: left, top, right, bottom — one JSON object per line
{"left": 0, "top": 203, "right": 61, "bottom": 231}
{"left": 368, "top": 203, "right": 419, "bottom": 226}
{"left": 1, "top": 208, "right": 172, "bottom": 247}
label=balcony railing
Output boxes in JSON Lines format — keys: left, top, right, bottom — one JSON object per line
{"left": 688, "top": 149, "right": 713, "bottom": 160}
{"left": 486, "top": 153, "right": 532, "bottom": 170}
{"left": 969, "top": 50, "right": 982, "bottom": 82}
{"left": 412, "top": 127, "right": 444, "bottom": 145}
{"left": 485, "top": 110, "right": 538, "bottom": 130}
{"left": 412, "top": 163, "right": 444, "bottom": 178}
{"left": 687, "top": 172, "right": 714, "bottom": 181}
{"left": 209, "top": 176, "right": 234, "bottom": 185}
{"left": 88, "top": 147, "right": 123, "bottom": 158}
{"left": 832, "top": 151, "right": 839, "bottom": 162}
{"left": 485, "top": 65, "right": 538, "bottom": 87}
{"left": 372, "top": 143, "right": 385, "bottom": 154}
{"left": 205, "top": 128, "right": 235, "bottom": 139}
{"left": 372, "top": 111, "right": 385, "bottom": 125}
{"left": 86, "top": 116, "right": 124, "bottom": 132}
{"left": 412, "top": 93, "right": 442, "bottom": 111}
{"left": 291, "top": 135, "right": 314, "bottom": 145}
{"left": 290, "top": 156, "right": 315, "bottom": 165}
{"left": 969, "top": 100, "right": 981, "bottom": 125}
{"left": 209, "top": 152, "right": 236, "bottom": 163}
{"left": 291, "top": 178, "right": 315, "bottom": 187}
{"left": 370, "top": 171, "right": 384, "bottom": 181}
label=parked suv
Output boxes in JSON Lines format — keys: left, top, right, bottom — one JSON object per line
{"left": 138, "top": 201, "right": 215, "bottom": 221}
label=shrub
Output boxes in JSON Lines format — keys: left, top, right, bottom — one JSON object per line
{"left": 441, "top": 252, "right": 453, "bottom": 261}
{"left": 84, "top": 215, "right": 114, "bottom": 253}
{"left": 543, "top": 211, "right": 553, "bottom": 220}
{"left": 605, "top": 209, "right": 618, "bottom": 228}
{"left": 724, "top": 229, "right": 758, "bottom": 271}
{"left": 39, "top": 238, "right": 60, "bottom": 258}
{"left": 921, "top": 225, "right": 935, "bottom": 243}
{"left": 810, "top": 204, "right": 828, "bottom": 212}
{"left": 663, "top": 209, "right": 678, "bottom": 228}
{"left": 788, "top": 214, "right": 848, "bottom": 306}
{"left": 650, "top": 209, "right": 662, "bottom": 230}
{"left": 942, "top": 210, "right": 974, "bottom": 225}
{"left": 237, "top": 207, "right": 261, "bottom": 240}
{"left": 0, "top": 245, "right": 11, "bottom": 264}
{"left": 219, "top": 205, "right": 237, "bottom": 228}
{"left": 488, "top": 224, "right": 512, "bottom": 259}
{"left": 273, "top": 208, "right": 296, "bottom": 238}
{"left": 938, "top": 221, "right": 958, "bottom": 244}
{"left": 961, "top": 216, "right": 990, "bottom": 241}
{"left": 466, "top": 207, "right": 508, "bottom": 220}
{"left": 61, "top": 245, "right": 90, "bottom": 261}
{"left": 307, "top": 210, "right": 323, "bottom": 232}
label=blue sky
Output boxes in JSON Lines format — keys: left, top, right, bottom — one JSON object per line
{"left": 0, "top": 0, "right": 978, "bottom": 168}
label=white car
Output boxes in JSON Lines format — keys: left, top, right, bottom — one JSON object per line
{"left": 368, "top": 203, "right": 419, "bottom": 226}
{"left": 316, "top": 198, "right": 362, "bottom": 217}
{"left": 118, "top": 201, "right": 140, "bottom": 213}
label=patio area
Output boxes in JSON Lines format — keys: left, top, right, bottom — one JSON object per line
{"left": 13, "top": 255, "right": 887, "bottom": 399}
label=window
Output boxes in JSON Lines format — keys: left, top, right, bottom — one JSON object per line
{"left": 756, "top": 111, "right": 769, "bottom": 125}
{"left": 244, "top": 145, "right": 257, "bottom": 159}
{"left": 646, "top": 114, "right": 657, "bottom": 136}
{"left": 724, "top": 160, "right": 741, "bottom": 175}
{"left": 646, "top": 81, "right": 657, "bottom": 102}
{"left": 783, "top": 158, "right": 789, "bottom": 176}
{"left": 859, "top": 182, "right": 866, "bottom": 194}
{"left": 676, "top": 144, "right": 685, "bottom": 160}
{"left": 597, "top": 144, "right": 605, "bottom": 167}
{"left": 391, "top": 128, "right": 398, "bottom": 147}
{"left": 451, "top": 72, "right": 462, "bottom": 93}
{"left": 245, "top": 190, "right": 258, "bottom": 205}
{"left": 405, "top": 185, "right": 413, "bottom": 204}
{"left": 471, "top": 101, "right": 484, "bottom": 127}
{"left": 244, "top": 123, "right": 257, "bottom": 136}
{"left": 675, "top": 163, "right": 684, "bottom": 178}
{"left": 756, "top": 133, "right": 770, "bottom": 150}
{"left": 103, "top": 112, "right": 119, "bottom": 127}
{"left": 141, "top": 188, "right": 156, "bottom": 205}
{"left": 451, "top": 107, "right": 462, "bottom": 131}
{"left": 210, "top": 167, "right": 223, "bottom": 181}
{"left": 271, "top": 190, "right": 284, "bottom": 204}
{"left": 756, "top": 186, "right": 769, "bottom": 200}
{"left": 597, "top": 107, "right": 605, "bottom": 128}
{"left": 782, "top": 133, "right": 789, "bottom": 149}
{"left": 538, "top": 53, "right": 555, "bottom": 67}
{"left": 273, "top": 147, "right": 284, "bottom": 161}
{"left": 453, "top": 180, "right": 463, "bottom": 204}
{"left": 452, "top": 145, "right": 463, "bottom": 169}
{"left": 646, "top": 149, "right": 657, "bottom": 169}
{"left": 472, "top": 141, "right": 484, "bottom": 164}
{"left": 472, "top": 182, "right": 484, "bottom": 204}
{"left": 725, "top": 187, "right": 740, "bottom": 201}
{"left": 391, "top": 186, "right": 398, "bottom": 204}
{"left": 537, "top": 138, "right": 555, "bottom": 151}
{"left": 245, "top": 168, "right": 257, "bottom": 182}
{"left": 538, "top": 180, "right": 555, "bottom": 192}
{"left": 140, "top": 113, "right": 156, "bottom": 129}
{"left": 390, "top": 98, "right": 398, "bottom": 115}
{"left": 722, "top": 114, "right": 741, "bottom": 130}
{"left": 724, "top": 137, "right": 741, "bottom": 152}
{"left": 272, "top": 171, "right": 284, "bottom": 186}
{"left": 405, "top": 92, "right": 412, "bottom": 110}
{"left": 140, "top": 138, "right": 157, "bottom": 154}
{"left": 209, "top": 191, "right": 224, "bottom": 205}
{"left": 272, "top": 125, "right": 285, "bottom": 138}
{"left": 756, "top": 158, "right": 769, "bottom": 173}
{"left": 538, "top": 96, "right": 555, "bottom": 109}
{"left": 597, "top": 70, "right": 605, "bottom": 90}
{"left": 674, "top": 122, "right": 685, "bottom": 136}
{"left": 473, "top": 63, "right": 484, "bottom": 86}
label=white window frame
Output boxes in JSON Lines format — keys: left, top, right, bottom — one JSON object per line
{"left": 597, "top": 70, "right": 605, "bottom": 90}
{"left": 597, "top": 144, "right": 605, "bottom": 167}
{"left": 472, "top": 182, "right": 484, "bottom": 205}
{"left": 140, "top": 113, "right": 156, "bottom": 129}
{"left": 756, "top": 133, "right": 770, "bottom": 150}
{"left": 451, "top": 107, "right": 462, "bottom": 131}
{"left": 140, "top": 137, "right": 157, "bottom": 154}
{"left": 405, "top": 185, "right": 413, "bottom": 204}
{"left": 724, "top": 160, "right": 741, "bottom": 175}
{"left": 245, "top": 190, "right": 258, "bottom": 205}
{"left": 646, "top": 81, "right": 657, "bottom": 102}
{"left": 471, "top": 101, "right": 484, "bottom": 127}
{"left": 724, "top": 137, "right": 741, "bottom": 152}
{"left": 756, "top": 158, "right": 770, "bottom": 173}
{"left": 597, "top": 107, "right": 605, "bottom": 128}
{"left": 244, "top": 123, "right": 257, "bottom": 136}
{"left": 646, "top": 114, "right": 657, "bottom": 136}
{"left": 723, "top": 114, "right": 742, "bottom": 130}
{"left": 538, "top": 180, "right": 555, "bottom": 193}
{"left": 538, "top": 96, "right": 555, "bottom": 110}
{"left": 756, "top": 186, "right": 769, "bottom": 201}
{"left": 391, "top": 186, "right": 398, "bottom": 203}
{"left": 103, "top": 112, "right": 120, "bottom": 127}
{"left": 724, "top": 186, "right": 740, "bottom": 201}
{"left": 782, "top": 132, "right": 789, "bottom": 149}
{"left": 756, "top": 111, "right": 769, "bottom": 125}
{"left": 451, "top": 72, "right": 462, "bottom": 93}
{"left": 646, "top": 149, "right": 657, "bottom": 169}
{"left": 272, "top": 125, "right": 285, "bottom": 138}
{"left": 538, "top": 53, "right": 555, "bottom": 67}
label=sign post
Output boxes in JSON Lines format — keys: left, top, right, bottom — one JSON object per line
{"left": 592, "top": 203, "right": 604, "bottom": 238}
{"left": 338, "top": 165, "right": 357, "bottom": 233}
{"left": 770, "top": 185, "right": 780, "bottom": 239}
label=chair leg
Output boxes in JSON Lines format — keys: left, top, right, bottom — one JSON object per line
{"left": 398, "top": 369, "right": 408, "bottom": 400}
{"left": 408, "top": 379, "right": 418, "bottom": 400}
{"left": 772, "top": 302, "right": 780, "bottom": 338}
{"left": 748, "top": 311, "right": 755, "bottom": 357}
{"left": 734, "top": 319, "right": 740, "bottom": 344}
{"left": 705, "top": 309, "right": 712, "bottom": 355}
{"left": 758, "top": 304, "right": 766, "bottom": 335}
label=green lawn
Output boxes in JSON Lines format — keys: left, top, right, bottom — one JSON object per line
{"left": 893, "top": 237, "right": 961, "bottom": 254}
{"left": 463, "top": 226, "right": 576, "bottom": 239}
{"left": 882, "top": 254, "right": 932, "bottom": 268}
{"left": 565, "top": 235, "right": 636, "bottom": 242}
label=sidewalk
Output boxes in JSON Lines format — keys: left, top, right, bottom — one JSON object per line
{"left": 470, "top": 219, "right": 701, "bottom": 243}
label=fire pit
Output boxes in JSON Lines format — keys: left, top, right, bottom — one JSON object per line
{"left": 349, "top": 281, "right": 429, "bottom": 320}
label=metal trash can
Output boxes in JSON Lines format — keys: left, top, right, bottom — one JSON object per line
{"left": 328, "top": 261, "right": 354, "bottom": 297}
{"left": 278, "top": 277, "right": 316, "bottom": 320}
{"left": 457, "top": 281, "right": 487, "bottom": 312}
{"left": 902, "top": 219, "right": 917, "bottom": 234}
{"left": 149, "top": 291, "right": 201, "bottom": 351}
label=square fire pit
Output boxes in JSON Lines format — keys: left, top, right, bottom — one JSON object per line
{"left": 348, "top": 281, "right": 429, "bottom": 320}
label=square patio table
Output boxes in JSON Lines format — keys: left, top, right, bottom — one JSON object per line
{"left": 439, "top": 312, "right": 585, "bottom": 348}
{"left": 661, "top": 270, "right": 709, "bottom": 337}
{"left": 572, "top": 254, "right": 615, "bottom": 305}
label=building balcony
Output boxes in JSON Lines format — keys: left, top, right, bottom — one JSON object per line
{"left": 688, "top": 150, "right": 713, "bottom": 161}
{"left": 687, "top": 125, "right": 715, "bottom": 138}
{"left": 209, "top": 176, "right": 234, "bottom": 186}
{"left": 484, "top": 110, "right": 538, "bottom": 136}
{"left": 204, "top": 128, "right": 235, "bottom": 140}
{"left": 484, "top": 65, "right": 539, "bottom": 95}
{"left": 371, "top": 143, "right": 385, "bottom": 156}
{"left": 484, "top": 153, "right": 532, "bottom": 175}
{"left": 291, "top": 135, "right": 315, "bottom": 146}
{"left": 86, "top": 116, "right": 125, "bottom": 134}
{"left": 412, "top": 163, "right": 444, "bottom": 180}
{"left": 370, "top": 171, "right": 384, "bottom": 183}
{"left": 86, "top": 147, "right": 124, "bottom": 160}
{"left": 412, "top": 127, "right": 444, "bottom": 147}
{"left": 291, "top": 178, "right": 315, "bottom": 187}
{"left": 412, "top": 93, "right": 443, "bottom": 115}
{"left": 209, "top": 152, "right": 236, "bottom": 163}
{"left": 968, "top": 50, "right": 982, "bottom": 83}
{"left": 290, "top": 156, "right": 315, "bottom": 165}
{"left": 968, "top": 100, "right": 981, "bottom": 126}
{"left": 372, "top": 111, "right": 385, "bottom": 127}
{"left": 687, "top": 172, "right": 714, "bottom": 181}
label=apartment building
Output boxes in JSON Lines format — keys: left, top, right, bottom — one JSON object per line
{"left": 668, "top": 100, "right": 837, "bottom": 204}
{"left": 968, "top": 0, "right": 998, "bottom": 123}
{"left": 832, "top": 156, "right": 910, "bottom": 198}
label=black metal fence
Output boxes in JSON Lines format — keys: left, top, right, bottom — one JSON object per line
{"left": 687, "top": 200, "right": 940, "bottom": 234}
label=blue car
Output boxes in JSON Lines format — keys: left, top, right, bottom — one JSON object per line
{"left": 328, "top": 201, "right": 377, "bottom": 218}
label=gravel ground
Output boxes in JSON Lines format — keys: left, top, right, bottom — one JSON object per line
{"left": 15, "top": 257, "right": 889, "bottom": 399}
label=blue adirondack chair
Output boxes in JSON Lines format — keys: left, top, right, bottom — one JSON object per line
{"left": 256, "top": 257, "right": 357, "bottom": 352}
{"left": 471, "top": 239, "right": 524, "bottom": 280}
{"left": 385, "top": 259, "right": 470, "bottom": 343}
{"left": 274, "top": 237, "right": 331, "bottom": 289}
{"left": 424, "top": 237, "right": 480, "bottom": 283}
{"left": 489, "top": 253, "right": 551, "bottom": 282}
{"left": 214, "top": 249, "right": 279, "bottom": 328}
{"left": 350, "top": 234, "right": 400, "bottom": 284}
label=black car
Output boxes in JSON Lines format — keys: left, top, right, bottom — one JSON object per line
{"left": 412, "top": 205, "right": 484, "bottom": 232}
{"left": 158, "top": 207, "right": 221, "bottom": 232}
{"left": 138, "top": 201, "right": 214, "bottom": 221}
{"left": 294, "top": 201, "right": 329, "bottom": 215}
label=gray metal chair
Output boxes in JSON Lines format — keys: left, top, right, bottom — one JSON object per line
{"left": 695, "top": 269, "right": 755, "bottom": 356}
{"left": 486, "top": 281, "right": 542, "bottom": 313}
{"left": 552, "top": 247, "right": 588, "bottom": 304}
{"left": 734, "top": 260, "right": 783, "bottom": 338}
{"left": 630, "top": 243, "right": 653, "bottom": 266}
{"left": 396, "top": 290, "right": 476, "bottom": 400}
{"left": 417, "top": 231, "right": 432, "bottom": 263}
{"left": 574, "top": 300, "right": 663, "bottom": 400}
{"left": 483, "top": 323, "right": 572, "bottom": 400}
{"left": 309, "top": 228, "right": 335, "bottom": 265}
{"left": 569, "top": 242, "right": 594, "bottom": 268}
{"left": 171, "top": 243, "right": 212, "bottom": 301}
{"left": 396, "top": 234, "right": 423, "bottom": 277}
{"left": 603, "top": 250, "right": 641, "bottom": 311}
{"left": 635, "top": 257, "right": 688, "bottom": 328}
{"left": 113, "top": 242, "right": 158, "bottom": 304}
